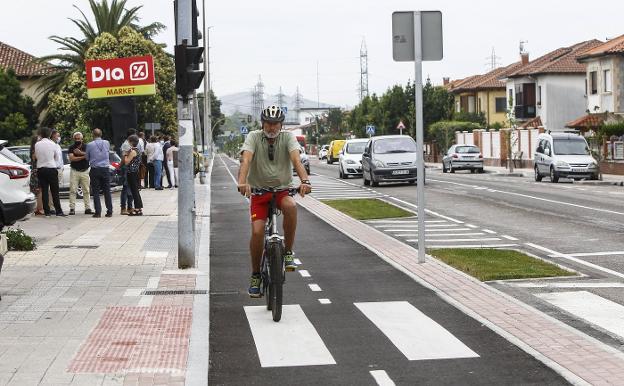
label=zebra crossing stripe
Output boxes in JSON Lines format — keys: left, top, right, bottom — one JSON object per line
{"left": 354, "top": 301, "right": 479, "bottom": 360}
{"left": 370, "top": 370, "right": 396, "bottom": 386}
{"left": 244, "top": 305, "right": 336, "bottom": 367}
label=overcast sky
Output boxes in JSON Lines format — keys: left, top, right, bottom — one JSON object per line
{"left": 1, "top": 0, "right": 623, "bottom": 109}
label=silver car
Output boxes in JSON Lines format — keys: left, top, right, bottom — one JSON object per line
{"left": 442, "top": 145, "right": 484, "bottom": 174}
{"left": 361, "top": 135, "right": 421, "bottom": 186}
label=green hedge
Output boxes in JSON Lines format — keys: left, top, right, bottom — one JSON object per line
{"left": 428, "top": 121, "right": 483, "bottom": 151}
{"left": 600, "top": 122, "right": 624, "bottom": 138}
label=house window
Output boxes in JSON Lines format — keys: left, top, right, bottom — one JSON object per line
{"left": 468, "top": 96, "right": 475, "bottom": 113}
{"left": 537, "top": 86, "right": 542, "bottom": 106}
{"left": 590, "top": 71, "right": 598, "bottom": 94}
{"left": 495, "top": 97, "right": 506, "bottom": 113}
{"left": 456, "top": 100, "right": 460, "bottom": 113}
{"left": 604, "top": 69, "right": 612, "bottom": 93}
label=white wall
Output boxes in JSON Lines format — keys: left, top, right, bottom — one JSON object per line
{"left": 482, "top": 131, "right": 492, "bottom": 158}
{"left": 539, "top": 74, "right": 587, "bottom": 131}
{"left": 585, "top": 57, "right": 617, "bottom": 113}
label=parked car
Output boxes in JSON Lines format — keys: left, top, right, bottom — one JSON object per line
{"left": 338, "top": 138, "right": 368, "bottom": 178}
{"left": 0, "top": 140, "right": 35, "bottom": 231}
{"left": 318, "top": 145, "right": 329, "bottom": 160}
{"left": 442, "top": 145, "right": 484, "bottom": 173}
{"left": 327, "top": 140, "right": 346, "bottom": 164}
{"left": 293, "top": 146, "right": 310, "bottom": 175}
{"left": 60, "top": 150, "right": 121, "bottom": 197}
{"left": 361, "top": 135, "right": 422, "bottom": 186}
{"left": 534, "top": 133, "right": 599, "bottom": 183}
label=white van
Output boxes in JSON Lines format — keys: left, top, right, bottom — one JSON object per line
{"left": 533, "top": 133, "right": 599, "bottom": 183}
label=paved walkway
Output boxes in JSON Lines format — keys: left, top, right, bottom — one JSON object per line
{"left": 0, "top": 182, "right": 211, "bottom": 386}
{"left": 296, "top": 196, "right": 624, "bottom": 385}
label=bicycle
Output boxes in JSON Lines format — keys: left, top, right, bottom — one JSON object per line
{"left": 252, "top": 187, "right": 299, "bottom": 322}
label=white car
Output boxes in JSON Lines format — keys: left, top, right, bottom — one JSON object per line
{"left": 0, "top": 140, "right": 36, "bottom": 230}
{"left": 318, "top": 145, "right": 329, "bottom": 160}
{"left": 338, "top": 138, "right": 368, "bottom": 179}
{"left": 534, "top": 133, "right": 599, "bottom": 182}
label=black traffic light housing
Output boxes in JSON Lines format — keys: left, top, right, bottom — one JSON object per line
{"left": 175, "top": 40, "right": 205, "bottom": 99}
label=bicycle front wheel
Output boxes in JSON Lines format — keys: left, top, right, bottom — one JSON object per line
{"left": 268, "top": 241, "right": 285, "bottom": 322}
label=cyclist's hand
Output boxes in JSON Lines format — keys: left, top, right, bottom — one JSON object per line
{"left": 237, "top": 183, "right": 251, "bottom": 197}
{"left": 298, "top": 182, "right": 312, "bottom": 197}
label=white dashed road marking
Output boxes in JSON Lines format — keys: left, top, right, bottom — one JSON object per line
{"left": 370, "top": 370, "right": 396, "bottom": 386}
{"left": 299, "top": 270, "right": 311, "bottom": 278}
{"left": 308, "top": 284, "right": 322, "bottom": 292}
{"left": 318, "top": 299, "right": 332, "bottom": 304}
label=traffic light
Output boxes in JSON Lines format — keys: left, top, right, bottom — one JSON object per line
{"left": 175, "top": 41, "right": 205, "bottom": 98}
{"left": 191, "top": 0, "right": 202, "bottom": 48}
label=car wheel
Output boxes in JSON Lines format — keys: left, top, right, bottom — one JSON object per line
{"left": 590, "top": 173, "right": 599, "bottom": 181}
{"left": 371, "top": 174, "right": 379, "bottom": 187}
{"left": 549, "top": 167, "right": 559, "bottom": 183}
{"left": 470, "top": 169, "right": 476, "bottom": 174}
{"left": 479, "top": 168, "right": 485, "bottom": 173}
{"left": 327, "top": 158, "right": 333, "bottom": 165}
{"left": 449, "top": 162, "right": 455, "bottom": 173}
{"left": 442, "top": 162, "right": 447, "bottom": 173}
{"left": 534, "top": 166, "right": 542, "bottom": 182}
{"left": 363, "top": 172, "right": 370, "bottom": 186}
{"left": 339, "top": 166, "right": 345, "bottom": 179}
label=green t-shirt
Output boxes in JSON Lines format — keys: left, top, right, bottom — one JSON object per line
{"left": 241, "top": 130, "right": 301, "bottom": 189}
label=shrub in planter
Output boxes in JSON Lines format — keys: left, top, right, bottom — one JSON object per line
{"left": 2, "top": 228, "right": 36, "bottom": 251}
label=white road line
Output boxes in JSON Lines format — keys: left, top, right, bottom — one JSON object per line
{"left": 536, "top": 291, "right": 624, "bottom": 340}
{"left": 294, "top": 258, "right": 302, "bottom": 265}
{"left": 355, "top": 301, "right": 479, "bottom": 360}
{"left": 526, "top": 243, "right": 624, "bottom": 280}
{"left": 387, "top": 197, "right": 464, "bottom": 224}
{"left": 244, "top": 305, "right": 336, "bottom": 367}
{"left": 420, "top": 238, "right": 501, "bottom": 243}
{"left": 501, "top": 235, "right": 519, "bottom": 241}
{"left": 389, "top": 228, "right": 474, "bottom": 233}
{"left": 299, "top": 270, "right": 311, "bottom": 278}
{"left": 368, "top": 220, "right": 445, "bottom": 224}
{"left": 430, "top": 178, "right": 624, "bottom": 216}
{"left": 219, "top": 155, "right": 249, "bottom": 203}
{"left": 425, "top": 233, "right": 487, "bottom": 237}
{"left": 423, "top": 244, "right": 518, "bottom": 249}
{"left": 548, "top": 251, "right": 624, "bottom": 258}
{"left": 308, "top": 284, "right": 322, "bottom": 292}
{"left": 482, "top": 229, "right": 497, "bottom": 234}
{"left": 508, "top": 282, "right": 624, "bottom": 288}
{"left": 465, "top": 224, "right": 478, "bottom": 229}
{"left": 318, "top": 299, "right": 332, "bottom": 304}
{"left": 370, "top": 370, "right": 396, "bottom": 386}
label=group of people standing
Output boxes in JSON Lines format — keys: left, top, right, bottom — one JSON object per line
{"left": 28, "top": 128, "right": 179, "bottom": 218}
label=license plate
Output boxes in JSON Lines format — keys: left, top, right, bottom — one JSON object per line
{"left": 572, "top": 168, "right": 585, "bottom": 172}
{"left": 392, "top": 170, "right": 409, "bottom": 175}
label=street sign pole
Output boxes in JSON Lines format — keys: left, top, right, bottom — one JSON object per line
{"left": 413, "top": 12, "right": 426, "bottom": 264}
{"left": 176, "top": 0, "right": 195, "bottom": 268}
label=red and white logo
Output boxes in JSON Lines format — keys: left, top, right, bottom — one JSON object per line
{"left": 130, "top": 61, "right": 149, "bottom": 81}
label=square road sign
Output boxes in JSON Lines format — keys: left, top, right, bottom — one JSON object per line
{"left": 392, "top": 11, "right": 443, "bottom": 62}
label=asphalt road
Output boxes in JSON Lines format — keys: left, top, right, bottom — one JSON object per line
{"left": 309, "top": 156, "right": 624, "bottom": 350}
{"left": 209, "top": 155, "right": 567, "bottom": 385}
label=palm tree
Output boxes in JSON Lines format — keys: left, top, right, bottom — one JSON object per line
{"left": 35, "top": 0, "right": 165, "bottom": 115}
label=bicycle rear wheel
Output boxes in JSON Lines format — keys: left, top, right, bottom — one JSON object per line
{"left": 268, "top": 241, "right": 285, "bottom": 322}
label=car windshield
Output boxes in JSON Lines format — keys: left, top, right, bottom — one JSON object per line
{"left": 346, "top": 142, "right": 367, "bottom": 154}
{"left": 2, "top": 147, "right": 27, "bottom": 164}
{"left": 456, "top": 146, "right": 479, "bottom": 154}
{"left": 553, "top": 139, "right": 590, "bottom": 155}
{"left": 109, "top": 152, "right": 121, "bottom": 163}
{"left": 373, "top": 138, "right": 416, "bottom": 154}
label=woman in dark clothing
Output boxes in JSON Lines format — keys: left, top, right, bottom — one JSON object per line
{"left": 124, "top": 135, "right": 143, "bottom": 216}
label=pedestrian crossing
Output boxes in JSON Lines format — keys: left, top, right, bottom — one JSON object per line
{"left": 309, "top": 175, "right": 381, "bottom": 200}
{"left": 245, "top": 301, "right": 479, "bottom": 368}
{"left": 366, "top": 218, "right": 518, "bottom": 249}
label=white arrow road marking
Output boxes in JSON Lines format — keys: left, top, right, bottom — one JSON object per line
{"left": 355, "top": 301, "right": 479, "bottom": 360}
{"left": 536, "top": 291, "right": 624, "bottom": 340}
{"left": 244, "top": 305, "right": 336, "bottom": 367}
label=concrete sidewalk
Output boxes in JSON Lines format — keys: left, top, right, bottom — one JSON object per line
{"left": 0, "top": 182, "right": 211, "bottom": 386}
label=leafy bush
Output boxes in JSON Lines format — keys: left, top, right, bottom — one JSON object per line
{"left": 2, "top": 228, "right": 36, "bottom": 251}
{"left": 600, "top": 122, "right": 624, "bottom": 138}
{"left": 428, "top": 121, "right": 483, "bottom": 151}
{"left": 452, "top": 111, "right": 487, "bottom": 126}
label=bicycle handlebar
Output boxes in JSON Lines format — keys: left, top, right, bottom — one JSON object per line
{"left": 251, "top": 187, "right": 300, "bottom": 196}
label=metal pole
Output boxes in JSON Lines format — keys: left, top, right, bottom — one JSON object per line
{"left": 414, "top": 12, "right": 426, "bottom": 264}
{"left": 202, "top": 3, "right": 212, "bottom": 158}
{"left": 177, "top": 0, "right": 195, "bottom": 268}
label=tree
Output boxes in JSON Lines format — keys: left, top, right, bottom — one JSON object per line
{"left": 197, "top": 89, "right": 226, "bottom": 140}
{"left": 45, "top": 27, "right": 176, "bottom": 143}
{"left": 326, "top": 108, "right": 343, "bottom": 133}
{"left": 36, "top": 0, "right": 165, "bottom": 115}
{"left": 0, "top": 68, "right": 38, "bottom": 142}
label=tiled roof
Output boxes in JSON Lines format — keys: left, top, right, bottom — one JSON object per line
{"left": 0, "top": 40, "right": 56, "bottom": 77}
{"left": 577, "top": 34, "right": 624, "bottom": 60}
{"left": 507, "top": 40, "right": 603, "bottom": 77}
{"left": 566, "top": 113, "right": 606, "bottom": 129}
{"left": 450, "top": 62, "right": 523, "bottom": 93}
{"left": 520, "top": 116, "right": 542, "bottom": 128}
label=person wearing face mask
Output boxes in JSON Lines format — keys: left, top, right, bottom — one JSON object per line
{"left": 237, "top": 105, "right": 312, "bottom": 297}
{"left": 67, "top": 132, "right": 92, "bottom": 215}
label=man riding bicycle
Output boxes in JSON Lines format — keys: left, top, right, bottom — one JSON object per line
{"left": 237, "top": 105, "right": 312, "bottom": 297}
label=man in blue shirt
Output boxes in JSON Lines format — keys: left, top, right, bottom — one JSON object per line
{"left": 86, "top": 128, "right": 113, "bottom": 217}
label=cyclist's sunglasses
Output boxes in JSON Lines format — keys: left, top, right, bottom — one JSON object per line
{"left": 268, "top": 143, "right": 275, "bottom": 161}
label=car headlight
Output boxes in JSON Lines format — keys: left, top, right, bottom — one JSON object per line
{"left": 373, "top": 160, "right": 384, "bottom": 168}
{"left": 555, "top": 161, "right": 569, "bottom": 168}
{"left": 588, "top": 162, "right": 598, "bottom": 169}
{"left": 346, "top": 159, "right": 356, "bottom": 164}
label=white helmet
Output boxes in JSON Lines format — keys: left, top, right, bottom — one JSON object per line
{"left": 261, "top": 105, "right": 285, "bottom": 123}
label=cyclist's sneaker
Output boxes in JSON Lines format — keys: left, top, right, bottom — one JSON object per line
{"left": 284, "top": 251, "right": 297, "bottom": 272}
{"left": 248, "top": 274, "right": 262, "bottom": 298}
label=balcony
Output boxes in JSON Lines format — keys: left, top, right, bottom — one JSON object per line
{"left": 515, "top": 105, "right": 536, "bottom": 119}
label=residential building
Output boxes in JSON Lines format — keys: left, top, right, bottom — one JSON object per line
{"left": 0, "top": 40, "right": 55, "bottom": 104}
{"left": 502, "top": 40, "right": 602, "bottom": 131}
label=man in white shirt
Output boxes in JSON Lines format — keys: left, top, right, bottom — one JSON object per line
{"left": 34, "top": 127, "right": 66, "bottom": 217}
{"left": 145, "top": 136, "right": 164, "bottom": 190}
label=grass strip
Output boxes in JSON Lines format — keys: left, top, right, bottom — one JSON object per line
{"left": 428, "top": 248, "right": 575, "bottom": 282}
{"left": 323, "top": 198, "right": 413, "bottom": 220}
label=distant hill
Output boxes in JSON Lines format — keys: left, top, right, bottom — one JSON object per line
{"left": 219, "top": 91, "right": 336, "bottom": 116}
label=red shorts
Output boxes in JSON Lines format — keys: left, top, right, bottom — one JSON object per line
{"left": 250, "top": 190, "right": 290, "bottom": 222}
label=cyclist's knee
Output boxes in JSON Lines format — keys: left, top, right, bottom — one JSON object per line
{"left": 251, "top": 221, "right": 265, "bottom": 237}
{"left": 280, "top": 197, "right": 296, "bottom": 212}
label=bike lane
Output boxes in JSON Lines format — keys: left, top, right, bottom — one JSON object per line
{"left": 209, "top": 156, "right": 566, "bottom": 385}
